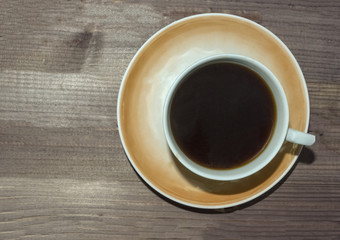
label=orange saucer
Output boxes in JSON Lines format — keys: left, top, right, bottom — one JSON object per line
{"left": 117, "top": 14, "right": 310, "bottom": 209}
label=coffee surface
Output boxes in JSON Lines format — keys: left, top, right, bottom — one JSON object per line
{"left": 170, "top": 62, "right": 276, "bottom": 169}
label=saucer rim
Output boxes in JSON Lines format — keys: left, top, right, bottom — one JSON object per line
{"left": 117, "top": 13, "right": 310, "bottom": 209}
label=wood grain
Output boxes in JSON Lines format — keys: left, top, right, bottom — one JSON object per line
{"left": 0, "top": 0, "right": 339, "bottom": 239}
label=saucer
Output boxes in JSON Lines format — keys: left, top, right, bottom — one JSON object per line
{"left": 117, "top": 14, "right": 310, "bottom": 209}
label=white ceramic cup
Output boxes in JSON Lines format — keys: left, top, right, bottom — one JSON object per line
{"left": 163, "top": 54, "right": 315, "bottom": 181}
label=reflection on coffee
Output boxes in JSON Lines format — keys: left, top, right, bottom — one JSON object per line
{"left": 170, "top": 62, "right": 277, "bottom": 170}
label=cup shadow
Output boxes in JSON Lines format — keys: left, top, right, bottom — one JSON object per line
{"left": 136, "top": 143, "right": 315, "bottom": 213}
{"left": 296, "top": 147, "right": 315, "bottom": 164}
{"left": 170, "top": 142, "right": 299, "bottom": 195}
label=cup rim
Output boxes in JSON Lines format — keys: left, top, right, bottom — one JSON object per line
{"left": 163, "top": 54, "right": 289, "bottom": 181}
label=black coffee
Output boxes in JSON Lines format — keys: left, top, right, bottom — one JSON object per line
{"left": 170, "top": 62, "right": 276, "bottom": 170}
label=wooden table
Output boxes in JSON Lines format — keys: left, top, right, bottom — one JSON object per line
{"left": 1, "top": 0, "right": 339, "bottom": 239}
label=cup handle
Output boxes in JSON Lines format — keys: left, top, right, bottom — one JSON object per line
{"left": 286, "top": 128, "right": 316, "bottom": 146}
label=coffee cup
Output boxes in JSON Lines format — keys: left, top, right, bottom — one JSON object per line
{"left": 163, "top": 54, "right": 315, "bottom": 181}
